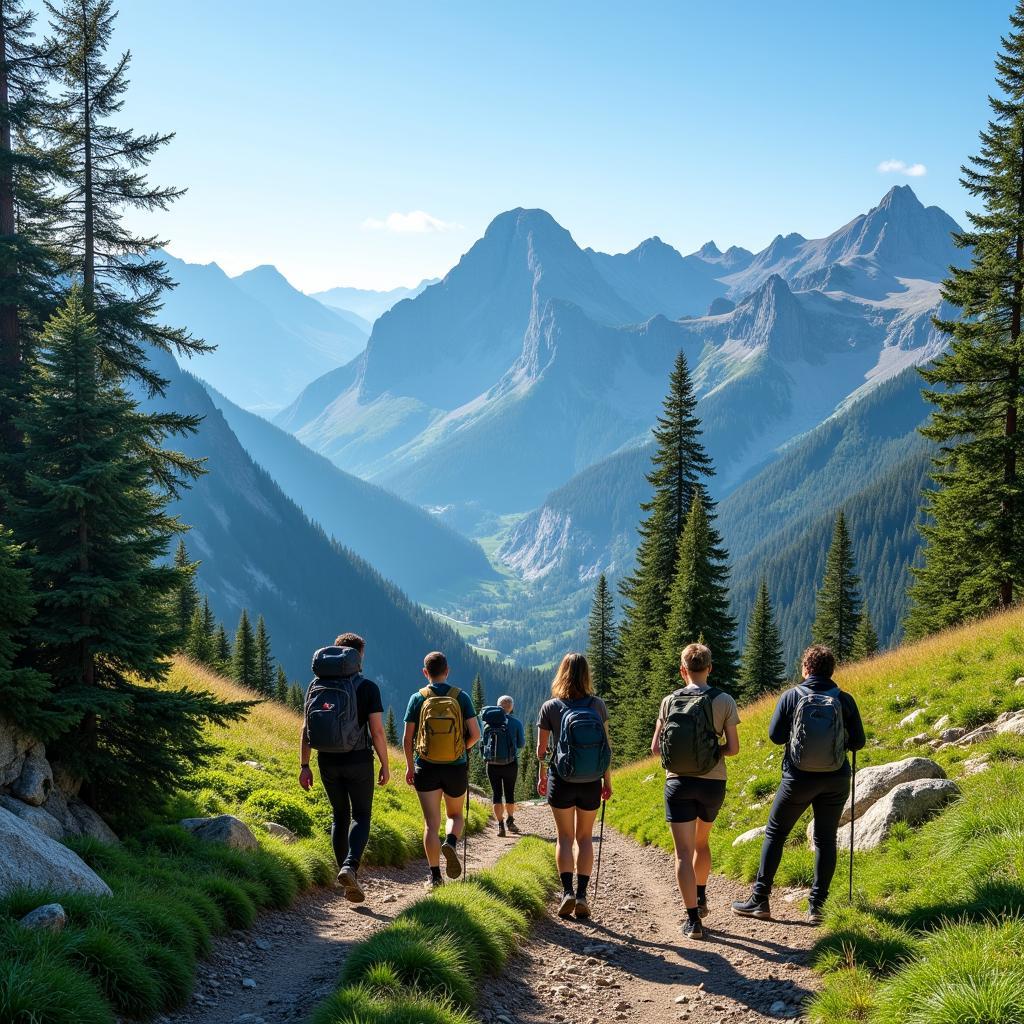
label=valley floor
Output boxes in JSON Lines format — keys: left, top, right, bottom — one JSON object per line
{"left": 161, "top": 803, "right": 818, "bottom": 1024}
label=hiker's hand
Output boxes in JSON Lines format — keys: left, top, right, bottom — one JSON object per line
{"left": 299, "top": 766, "right": 313, "bottom": 791}
{"left": 601, "top": 781, "right": 612, "bottom": 802}
{"left": 405, "top": 767, "right": 415, "bottom": 786}
{"left": 378, "top": 764, "right": 390, "bottom": 787}
{"left": 537, "top": 773, "right": 547, "bottom": 797}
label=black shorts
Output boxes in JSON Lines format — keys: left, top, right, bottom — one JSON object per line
{"left": 487, "top": 761, "right": 518, "bottom": 804}
{"left": 665, "top": 776, "right": 727, "bottom": 823}
{"left": 547, "top": 769, "right": 601, "bottom": 811}
{"left": 413, "top": 761, "right": 469, "bottom": 798}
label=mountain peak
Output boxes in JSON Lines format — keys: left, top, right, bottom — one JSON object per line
{"left": 877, "top": 184, "right": 922, "bottom": 212}
{"left": 484, "top": 207, "right": 566, "bottom": 239}
{"left": 699, "top": 240, "right": 722, "bottom": 258}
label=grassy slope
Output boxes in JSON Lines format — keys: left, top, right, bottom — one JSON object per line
{"left": 607, "top": 606, "right": 1024, "bottom": 1024}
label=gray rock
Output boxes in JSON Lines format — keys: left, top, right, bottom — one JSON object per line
{"left": 0, "top": 806, "right": 112, "bottom": 897}
{"left": 842, "top": 757, "right": 946, "bottom": 825}
{"left": 932, "top": 714, "right": 951, "bottom": 733}
{"left": 0, "top": 718, "right": 34, "bottom": 788}
{"left": 899, "top": 708, "right": 927, "bottom": 728}
{"left": 995, "top": 710, "right": 1024, "bottom": 736}
{"left": 180, "top": 814, "right": 258, "bottom": 851}
{"left": 19, "top": 903, "right": 66, "bottom": 932}
{"left": 962, "top": 755, "right": 991, "bottom": 777}
{"left": 849, "top": 778, "right": 959, "bottom": 851}
{"left": 903, "top": 732, "right": 930, "bottom": 748}
{"left": 241, "top": 978, "right": 257, "bottom": 989}
{"left": 264, "top": 821, "right": 297, "bottom": 843}
{"left": 242, "top": 761, "right": 265, "bottom": 771}
{"left": 67, "top": 798, "right": 119, "bottom": 845}
{"left": 11, "top": 743, "right": 53, "bottom": 806}
{"left": 1016, "top": 677, "right": 1024, "bottom": 687}
{"left": 0, "top": 794, "right": 65, "bottom": 841}
{"left": 732, "top": 825, "right": 767, "bottom": 847}
{"left": 939, "top": 727, "right": 967, "bottom": 742}
{"left": 956, "top": 725, "right": 997, "bottom": 746}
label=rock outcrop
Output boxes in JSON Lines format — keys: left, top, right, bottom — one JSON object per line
{"left": 180, "top": 814, "right": 259, "bottom": 851}
{"left": 845, "top": 778, "right": 960, "bottom": 850}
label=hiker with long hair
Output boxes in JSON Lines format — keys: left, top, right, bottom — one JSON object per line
{"left": 536, "top": 653, "right": 612, "bottom": 919}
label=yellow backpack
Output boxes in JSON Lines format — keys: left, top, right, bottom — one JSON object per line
{"left": 415, "top": 686, "right": 466, "bottom": 763}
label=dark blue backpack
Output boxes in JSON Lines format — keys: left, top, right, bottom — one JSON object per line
{"left": 480, "top": 706, "right": 515, "bottom": 765}
{"left": 552, "top": 697, "right": 611, "bottom": 784}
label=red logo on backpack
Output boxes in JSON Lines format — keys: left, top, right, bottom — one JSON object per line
{"left": 321, "top": 702, "right": 334, "bottom": 710}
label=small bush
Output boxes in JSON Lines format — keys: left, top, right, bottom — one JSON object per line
{"left": 243, "top": 789, "right": 314, "bottom": 838}
{"left": 68, "top": 925, "right": 162, "bottom": 1018}
{"left": 806, "top": 967, "right": 878, "bottom": 1024}
{"left": 198, "top": 875, "right": 257, "bottom": 929}
{"left": 0, "top": 954, "right": 114, "bottom": 1024}
{"left": 310, "top": 985, "right": 476, "bottom": 1024}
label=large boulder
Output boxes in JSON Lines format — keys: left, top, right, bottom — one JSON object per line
{"left": 0, "top": 806, "right": 112, "bottom": 897}
{"left": 899, "top": 708, "right": 927, "bottom": 729}
{"left": 0, "top": 794, "right": 65, "bottom": 842}
{"left": 180, "top": 814, "right": 258, "bottom": 851}
{"left": 955, "top": 725, "right": 996, "bottom": 747}
{"left": 0, "top": 718, "right": 34, "bottom": 788}
{"left": 842, "top": 757, "right": 946, "bottom": 825}
{"left": 732, "top": 825, "right": 767, "bottom": 847}
{"left": 264, "top": 821, "right": 298, "bottom": 844}
{"left": 11, "top": 743, "right": 53, "bottom": 806}
{"left": 67, "top": 798, "right": 119, "bottom": 845}
{"left": 848, "top": 778, "right": 960, "bottom": 851}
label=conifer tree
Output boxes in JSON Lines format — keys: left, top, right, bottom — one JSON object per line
{"left": 851, "top": 605, "right": 880, "bottom": 661}
{"left": 616, "top": 351, "right": 718, "bottom": 716}
{"left": 232, "top": 609, "right": 257, "bottom": 689}
{"left": 288, "top": 682, "right": 304, "bottom": 712}
{"left": 13, "top": 291, "right": 243, "bottom": 813}
{"left": 385, "top": 706, "right": 398, "bottom": 746}
{"left": 737, "top": 578, "right": 786, "bottom": 701}
{"left": 275, "top": 665, "right": 289, "bottom": 703}
{"left": 812, "top": 511, "right": 862, "bottom": 662}
{"left": 587, "top": 573, "right": 617, "bottom": 696}
{"left": 184, "top": 604, "right": 211, "bottom": 665}
{"left": 254, "top": 614, "right": 273, "bottom": 696}
{"left": 173, "top": 539, "right": 198, "bottom": 639}
{"left": 212, "top": 622, "right": 230, "bottom": 674}
{"left": 906, "top": 5, "right": 1024, "bottom": 635}
{"left": 470, "top": 673, "right": 487, "bottom": 787}
{"left": 516, "top": 722, "right": 538, "bottom": 803}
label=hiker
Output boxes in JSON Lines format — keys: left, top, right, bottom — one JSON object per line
{"left": 299, "top": 632, "right": 390, "bottom": 903}
{"left": 481, "top": 694, "right": 526, "bottom": 837}
{"left": 732, "top": 643, "right": 866, "bottom": 924}
{"left": 650, "top": 642, "right": 740, "bottom": 940}
{"left": 536, "top": 652, "right": 612, "bottom": 920}
{"left": 403, "top": 651, "right": 481, "bottom": 887}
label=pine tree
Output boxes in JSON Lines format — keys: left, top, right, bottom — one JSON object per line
{"left": 516, "top": 722, "right": 538, "bottom": 803}
{"left": 184, "top": 604, "right": 211, "bottom": 664}
{"left": 812, "top": 511, "right": 862, "bottom": 662}
{"left": 172, "top": 539, "right": 198, "bottom": 640}
{"left": 254, "top": 614, "right": 273, "bottom": 696}
{"left": 470, "top": 673, "right": 487, "bottom": 788}
{"left": 616, "top": 351, "right": 719, "bottom": 717}
{"left": 587, "top": 573, "right": 617, "bottom": 696}
{"left": 737, "top": 578, "right": 786, "bottom": 702}
{"left": 288, "top": 682, "right": 304, "bottom": 713}
{"left": 232, "top": 609, "right": 257, "bottom": 689}
{"left": 275, "top": 665, "right": 289, "bottom": 704}
{"left": 13, "top": 290, "right": 244, "bottom": 814}
{"left": 212, "top": 623, "right": 230, "bottom": 674}
{"left": 385, "top": 706, "right": 398, "bottom": 746}
{"left": 851, "top": 605, "right": 880, "bottom": 661}
{"left": 906, "top": 6, "right": 1024, "bottom": 636}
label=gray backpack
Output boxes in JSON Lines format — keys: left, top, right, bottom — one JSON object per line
{"left": 303, "top": 646, "right": 368, "bottom": 753}
{"left": 789, "top": 684, "right": 846, "bottom": 772}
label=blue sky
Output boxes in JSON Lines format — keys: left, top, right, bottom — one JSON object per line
{"left": 102, "top": 0, "right": 1013, "bottom": 291}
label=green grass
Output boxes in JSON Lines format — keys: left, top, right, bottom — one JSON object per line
{"left": 606, "top": 605, "right": 1024, "bottom": 1023}
{"left": 310, "top": 836, "right": 558, "bottom": 1024}
{"left": 0, "top": 657, "right": 486, "bottom": 1023}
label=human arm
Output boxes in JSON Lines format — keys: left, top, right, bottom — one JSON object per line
{"left": 536, "top": 727, "right": 550, "bottom": 795}
{"left": 767, "top": 690, "right": 795, "bottom": 745}
{"left": 465, "top": 715, "right": 481, "bottom": 751}
{"left": 721, "top": 720, "right": 740, "bottom": 758}
{"left": 602, "top": 721, "right": 613, "bottom": 801}
{"left": 298, "top": 723, "right": 313, "bottom": 791}
{"left": 843, "top": 694, "right": 867, "bottom": 752}
{"left": 403, "top": 722, "right": 416, "bottom": 785}
{"left": 368, "top": 712, "right": 390, "bottom": 785}
{"left": 650, "top": 718, "right": 662, "bottom": 757}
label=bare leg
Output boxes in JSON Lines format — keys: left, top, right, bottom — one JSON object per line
{"left": 574, "top": 808, "right": 598, "bottom": 876}
{"left": 492, "top": 802, "right": 504, "bottom": 822}
{"left": 670, "top": 820, "right": 698, "bottom": 909}
{"left": 417, "top": 789, "right": 442, "bottom": 866}
{"left": 443, "top": 790, "right": 465, "bottom": 840}
{"left": 551, "top": 805, "right": 578, "bottom": 874}
{"left": 693, "top": 818, "right": 715, "bottom": 886}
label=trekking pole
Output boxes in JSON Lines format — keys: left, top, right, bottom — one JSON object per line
{"left": 848, "top": 749, "right": 856, "bottom": 903}
{"left": 593, "top": 800, "right": 606, "bottom": 903}
{"left": 463, "top": 786, "right": 470, "bottom": 882}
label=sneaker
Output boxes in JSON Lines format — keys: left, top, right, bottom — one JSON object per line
{"left": 337, "top": 867, "right": 365, "bottom": 904}
{"left": 731, "top": 895, "right": 771, "bottom": 920}
{"left": 506, "top": 818, "right": 521, "bottom": 834}
{"left": 681, "top": 917, "right": 705, "bottom": 940}
{"left": 806, "top": 904, "right": 825, "bottom": 925}
{"left": 440, "top": 840, "right": 462, "bottom": 879}
{"left": 557, "top": 893, "right": 577, "bottom": 918}
{"left": 425, "top": 876, "right": 444, "bottom": 892}
{"left": 574, "top": 897, "right": 591, "bottom": 919}
{"left": 497, "top": 821, "right": 507, "bottom": 838}
{"left": 697, "top": 895, "right": 709, "bottom": 920}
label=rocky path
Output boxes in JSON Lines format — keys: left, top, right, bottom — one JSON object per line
{"left": 160, "top": 804, "right": 819, "bottom": 1024}
{"left": 479, "top": 818, "right": 819, "bottom": 1024}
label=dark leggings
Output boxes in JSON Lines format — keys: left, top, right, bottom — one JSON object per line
{"left": 487, "top": 761, "right": 518, "bottom": 805}
{"left": 319, "top": 759, "right": 374, "bottom": 871}
{"left": 753, "top": 771, "right": 849, "bottom": 907}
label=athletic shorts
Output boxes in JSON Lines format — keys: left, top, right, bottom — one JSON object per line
{"left": 414, "top": 761, "right": 469, "bottom": 798}
{"left": 664, "top": 776, "right": 727, "bottom": 823}
{"left": 546, "top": 769, "right": 601, "bottom": 811}
{"left": 487, "top": 761, "right": 518, "bottom": 805}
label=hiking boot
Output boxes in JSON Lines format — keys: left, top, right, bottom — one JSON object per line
{"left": 440, "top": 840, "right": 462, "bottom": 879}
{"left": 506, "top": 818, "right": 520, "bottom": 834}
{"left": 557, "top": 893, "right": 577, "bottom": 918}
{"left": 425, "top": 877, "right": 444, "bottom": 892}
{"left": 574, "top": 897, "right": 591, "bottom": 919}
{"left": 497, "top": 821, "right": 507, "bottom": 838}
{"left": 806, "top": 904, "right": 825, "bottom": 926}
{"left": 681, "top": 917, "right": 705, "bottom": 940}
{"left": 731, "top": 895, "right": 771, "bottom": 920}
{"left": 337, "top": 867, "right": 365, "bottom": 904}
{"left": 697, "top": 895, "right": 709, "bottom": 920}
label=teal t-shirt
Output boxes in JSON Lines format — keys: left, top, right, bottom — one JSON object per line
{"left": 404, "top": 682, "right": 477, "bottom": 765}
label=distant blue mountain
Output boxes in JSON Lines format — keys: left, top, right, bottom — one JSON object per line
{"left": 311, "top": 279, "right": 438, "bottom": 323}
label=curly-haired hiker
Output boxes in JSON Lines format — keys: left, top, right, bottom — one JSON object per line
{"left": 651, "top": 642, "right": 740, "bottom": 940}
{"left": 732, "top": 644, "right": 866, "bottom": 924}
{"left": 536, "top": 653, "right": 612, "bottom": 920}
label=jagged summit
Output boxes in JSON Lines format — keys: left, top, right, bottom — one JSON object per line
{"left": 699, "top": 240, "right": 723, "bottom": 258}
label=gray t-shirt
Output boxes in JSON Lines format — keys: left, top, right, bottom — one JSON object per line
{"left": 658, "top": 685, "right": 740, "bottom": 782}
{"left": 537, "top": 696, "right": 609, "bottom": 751}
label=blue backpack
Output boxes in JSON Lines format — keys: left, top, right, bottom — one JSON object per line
{"left": 480, "top": 706, "right": 516, "bottom": 765}
{"left": 552, "top": 697, "right": 611, "bottom": 784}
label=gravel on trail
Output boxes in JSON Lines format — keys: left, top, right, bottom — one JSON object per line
{"left": 158, "top": 803, "right": 819, "bottom": 1024}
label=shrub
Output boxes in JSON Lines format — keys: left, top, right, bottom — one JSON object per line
{"left": 243, "top": 789, "right": 314, "bottom": 838}
{"left": 812, "top": 906, "right": 920, "bottom": 975}
{"left": 67, "top": 925, "right": 162, "bottom": 1018}
{"left": 806, "top": 967, "right": 878, "bottom": 1024}
{"left": 0, "top": 954, "right": 114, "bottom": 1024}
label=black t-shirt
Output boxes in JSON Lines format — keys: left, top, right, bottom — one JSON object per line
{"left": 307, "top": 676, "right": 384, "bottom": 767}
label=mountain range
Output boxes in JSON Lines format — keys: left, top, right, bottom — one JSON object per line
{"left": 311, "top": 279, "right": 438, "bottom": 323}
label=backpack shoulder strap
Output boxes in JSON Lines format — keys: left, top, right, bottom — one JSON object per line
{"left": 447, "top": 686, "right": 461, "bottom": 700}
{"left": 703, "top": 686, "right": 724, "bottom": 702}
{"left": 419, "top": 686, "right": 432, "bottom": 699}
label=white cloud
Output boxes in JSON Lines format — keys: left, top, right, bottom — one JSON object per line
{"left": 877, "top": 159, "right": 927, "bottom": 177}
{"left": 361, "top": 210, "right": 461, "bottom": 234}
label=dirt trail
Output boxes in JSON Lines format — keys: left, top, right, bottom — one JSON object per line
{"left": 161, "top": 801, "right": 543, "bottom": 1024}
{"left": 479, "top": 817, "right": 819, "bottom": 1024}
